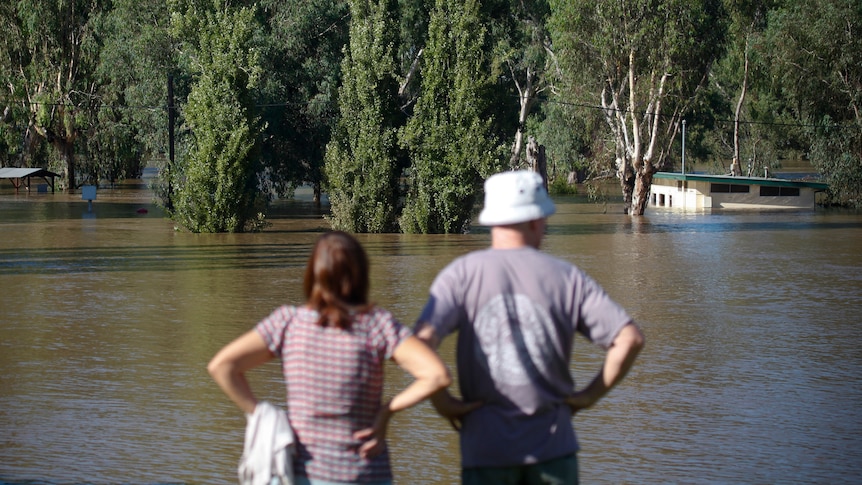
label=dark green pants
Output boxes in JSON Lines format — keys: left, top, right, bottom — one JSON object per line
{"left": 462, "top": 453, "right": 579, "bottom": 485}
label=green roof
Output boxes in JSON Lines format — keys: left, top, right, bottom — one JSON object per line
{"left": 653, "top": 172, "right": 828, "bottom": 190}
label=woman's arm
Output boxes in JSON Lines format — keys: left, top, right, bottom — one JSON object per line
{"left": 354, "top": 335, "right": 452, "bottom": 458}
{"left": 207, "top": 329, "right": 274, "bottom": 415}
{"left": 388, "top": 336, "right": 452, "bottom": 411}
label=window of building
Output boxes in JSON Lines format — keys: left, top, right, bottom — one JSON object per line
{"left": 711, "top": 183, "right": 750, "bottom": 193}
{"left": 759, "top": 186, "right": 800, "bottom": 197}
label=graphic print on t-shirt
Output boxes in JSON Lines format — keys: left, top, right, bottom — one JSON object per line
{"left": 473, "top": 293, "right": 558, "bottom": 405}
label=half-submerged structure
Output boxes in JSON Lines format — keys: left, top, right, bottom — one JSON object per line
{"left": 0, "top": 167, "right": 61, "bottom": 193}
{"left": 650, "top": 172, "right": 828, "bottom": 211}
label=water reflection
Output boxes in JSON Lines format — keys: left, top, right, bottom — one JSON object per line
{"left": 1, "top": 186, "right": 861, "bottom": 484}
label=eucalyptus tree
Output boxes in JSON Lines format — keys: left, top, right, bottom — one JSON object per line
{"left": 0, "top": 0, "right": 108, "bottom": 191}
{"left": 0, "top": 1, "right": 23, "bottom": 166}
{"left": 549, "top": 0, "right": 727, "bottom": 215}
{"left": 487, "top": 0, "right": 554, "bottom": 169}
{"left": 399, "top": 0, "right": 506, "bottom": 234}
{"left": 323, "top": 0, "right": 402, "bottom": 233}
{"left": 170, "top": 0, "right": 264, "bottom": 233}
{"left": 97, "top": 0, "right": 178, "bottom": 184}
{"left": 701, "top": 0, "right": 780, "bottom": 177}
{"left": 764, "top": 0, "right": 862, "bottom": 206}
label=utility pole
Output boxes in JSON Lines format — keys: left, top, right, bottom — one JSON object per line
{"left": 167, "top": 75, "right": 175, "bottom": 211}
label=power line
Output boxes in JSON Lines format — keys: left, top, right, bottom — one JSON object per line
{"left": 539, "top": 96, "right": 829, "bottom": 129}
{"left": 2, "top": 94, "right": 848, "bottom": 130}
{"left": 0, "top": 96, "right": 297, "bottom": 112}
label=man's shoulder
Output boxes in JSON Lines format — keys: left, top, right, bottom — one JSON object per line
{"left": 454, "top": 247, "right": 575, "bottom": 269}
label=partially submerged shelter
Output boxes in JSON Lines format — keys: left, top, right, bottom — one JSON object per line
{"left": 650, "top": 172, "right": 828, "bottom": 211}
{"left": 0, "top": 167, "right": 61, "bottom": 193}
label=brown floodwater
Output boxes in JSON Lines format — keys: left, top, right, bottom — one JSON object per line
{"left": 1, "top": 176, "right": 861, "bottom": 484}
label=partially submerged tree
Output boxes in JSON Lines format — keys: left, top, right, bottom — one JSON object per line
{"left": 0, "top": 0, "right": 107, "bottom": 191}
{"left": 765, "top": 0, "right": 862, "bottom": 207}
{"left": 170, "top": 1, "right": 264, "bottom": 232}
{"left": 258, "top": 0, "right": 349, "bottom": 204}
{"left": 490, "top": 0, "right": 553, "bottom": 170}
{"left": 399, "top": 0, "right": 505, "bottom": 234}
{"left": 324, "top": 0, "right": 402, "bottom": 233}
{"left": 550, "top": 0, "right": 727, "bottom": 215}
{"left": 98, "top": 0, "right": 177, "bottom": 185}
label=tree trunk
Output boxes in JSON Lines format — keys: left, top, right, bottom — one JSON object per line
{"left": 54, "top": 139, "right": 76, "bottom": 192}
{"left": 526, "top": 136, "right": 548, "bottom": 190}
{"left": 631, "top": 166, "right": 655, "bottom": 216}
{"left": 731, "top": 38, "right": 749, "bottom": 177}
{"left": 510, "top": 128, "right": 524, "bottom": 169}
{"left": 508, "top": 67, "right": 536, "bottom": 170}
{"left": 617, "top": 157, "right": 635, "bottom": 214}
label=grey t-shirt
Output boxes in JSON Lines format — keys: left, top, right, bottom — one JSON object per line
{"left": 417, "top": 247, "right": 632, "bottom": 467}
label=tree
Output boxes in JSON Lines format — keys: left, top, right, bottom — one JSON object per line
{"left": 533, "top": 96, "right": 607, "bottom": 184}
{"left": 549, "top": 0, "right": 727, "bottom": 215}
{"left": 394, "top": 0, "right": 438, "bottom": 117}
{"left": 399, "top": 0, "right": 506, "bottom": 234}
{"left": 257, "top": 0, "right": 349, "bottom": 204}
{"left": 0, "top": 0, "right": 108, "bottom": 191}
{"left": 764, "top": 0, "right": 862, "bottom": 206}
{"left": 486, "top": 0, "right": 554, "bottom": 170}
{"left": 698, "top": 0, "right": 781, "bottom": 178}
{"left": 810, "top": 120, "right": 862, "bottom": 207}
{"left": 323, "top": 0, "right": 402, "bottom": 233}
{"left": 170, "top": 0, "right": 264, "bottom": 233}
{"left": 97, "top": 0, "right": 178, "bottom": 186}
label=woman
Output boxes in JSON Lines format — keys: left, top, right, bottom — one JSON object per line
{"left": 208, "top": 231, "right": 451, "bottom": 485}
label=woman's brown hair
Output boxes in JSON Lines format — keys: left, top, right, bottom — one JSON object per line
{"left": 303, "top": 231, "right": 371, "bottom": 329}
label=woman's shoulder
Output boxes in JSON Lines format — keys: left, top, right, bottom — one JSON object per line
{"left": 358, "top": 306, "right": 411, "bottom": 349}
{"left": 260, "top": 304, "right": 320, "bottom": 325}
{"left": 358, "top": 305, "right": 396, "bottom": 323}
{"left": 357, "top": 306, "right": 408, "bottom": 330}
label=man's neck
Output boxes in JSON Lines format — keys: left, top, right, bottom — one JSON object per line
{"left": 490, "top": 225, "right": 533, "bottom": 249}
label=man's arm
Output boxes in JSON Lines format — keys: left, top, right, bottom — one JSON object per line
{"left": 566, "top": 322, "right": 645, "bottom": 413}
{"left": 414, "top": 322, "right": 441, "bottom": 349}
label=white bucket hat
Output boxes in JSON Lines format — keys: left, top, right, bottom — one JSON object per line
{"left": 478, "top": 170, "right": 556, "bottom": 226}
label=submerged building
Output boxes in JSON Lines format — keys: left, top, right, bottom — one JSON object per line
{"left": 650, "top": 172, "right": 828, "bottom": 211}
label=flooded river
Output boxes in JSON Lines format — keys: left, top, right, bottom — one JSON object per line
{"left": 1, "top": 180, "right": 861, "bottom": 484}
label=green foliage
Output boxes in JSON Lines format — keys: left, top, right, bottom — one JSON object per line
{"left": 810, "top": 119, "right": 862, "bottom": 208}
{"left": 548, "top": 175, "right": 577, "bottom": 195}
{"left": 399, "top": 0, "right": 506, "bottom": 234}
{"left": 549, "top": 0, "right": 728, "bottom": 214}
{"left": 170, "top": 1, "right": 264, "bottom": 233}
{"left": 533, "top": 99, "right": 605, "bottom": 180}
{"left": 2, "top": 0, "right": 860, "bottom": 219}
{"left": 256, "top": 0, "right": 349, "bottom": 199}
{"left": 98, "top": 0, "right": 177, "bottom": 161}
{"left": 0, "top": 0, "right": 109, "bottom": 189}
{"left": 323, "top": 0, "right": 402, "bottom": 233}
{"left": 82, "top": 106, "right": 143, "bottom": 184}
{"left": 765, "top": 1, "right": 862, "bottom": 124}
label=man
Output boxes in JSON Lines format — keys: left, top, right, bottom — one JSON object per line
{"left": 415, "top": 170, "right": 645, "bottom": 484}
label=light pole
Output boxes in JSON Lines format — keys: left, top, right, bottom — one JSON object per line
{"left": 682, "top": 119, "right": 686, "bottom": 175}
{"left": 682, "top": 119, "right": 686, "bottom": 209}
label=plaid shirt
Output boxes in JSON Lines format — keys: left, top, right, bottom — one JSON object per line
{"left": 256, "top": 305, "right": 411, "bottom": 483}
